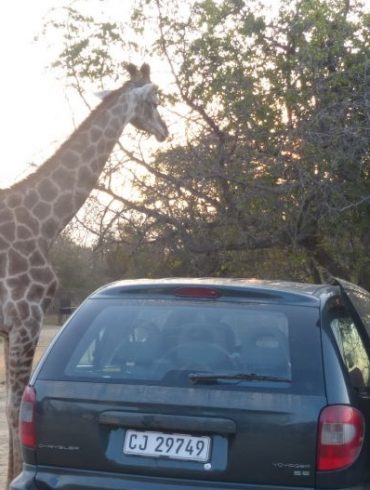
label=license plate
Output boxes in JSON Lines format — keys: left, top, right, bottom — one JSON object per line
{"left": 123, "top": 429, "right": 211, "bottom": 462}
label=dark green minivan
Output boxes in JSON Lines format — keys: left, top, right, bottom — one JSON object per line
{"left": 11, "top": 278, "right": 370, "bottom": 490}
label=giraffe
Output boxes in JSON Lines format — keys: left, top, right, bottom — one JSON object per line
{"left": 0, "top": 62, "right": 168, "bottom": 487}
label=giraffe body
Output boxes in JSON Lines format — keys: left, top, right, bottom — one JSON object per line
{"left": 0, "top": 63, "right": 168, "bottom": 488}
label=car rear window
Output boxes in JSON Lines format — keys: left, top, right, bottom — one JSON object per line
{"left": 38, "top": 298, "right": 324, "bottom": 394}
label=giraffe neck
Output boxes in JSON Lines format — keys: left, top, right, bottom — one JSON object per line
{"left": 1, "top": 85, "right": 135, "bottom": 248}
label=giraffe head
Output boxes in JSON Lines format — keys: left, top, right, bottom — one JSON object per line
{"left": 124, "top": 63, "right": 169, "bottom": 142}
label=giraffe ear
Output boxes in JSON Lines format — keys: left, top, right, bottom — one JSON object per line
{"left": 94, "top": 90, "right": 113, "bottom": 100}
{"left": 140, "top": 63, "right": 151, "bottom": 82}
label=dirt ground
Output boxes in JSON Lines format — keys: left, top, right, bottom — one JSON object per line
{"left": 0, "top": 324, "right": 60, "bottom": 488}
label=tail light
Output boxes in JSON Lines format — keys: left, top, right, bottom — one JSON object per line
{"left": 174, "top": 287, "right": 221, "bottom": 298}
{"left": 317, "top": 405, "right": 364, "bottom": 471}
{"left": 19, "top": 386, "right": 36, "bottom": 448}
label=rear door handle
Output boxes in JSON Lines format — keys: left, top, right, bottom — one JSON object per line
{"left": 99, "top": 411, "right": 236, "bottom": 434}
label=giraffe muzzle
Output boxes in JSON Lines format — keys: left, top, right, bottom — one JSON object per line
{"left": 155, "top": 121, "right": 169, "bottom": 142}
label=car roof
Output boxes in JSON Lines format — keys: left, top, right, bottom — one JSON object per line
{"left": 90, "top": 278, "right": 340, "bottom": 307}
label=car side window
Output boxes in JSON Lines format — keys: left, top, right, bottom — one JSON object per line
{"left": 344, "top": 285, "right": 370, "bottom": 335}
{"left": 330, "top": 309, "right": 370, "bottom": 392}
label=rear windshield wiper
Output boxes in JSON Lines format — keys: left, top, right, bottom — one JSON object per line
{"left": 189, "top": 372, "right": 291, "bottom": 384}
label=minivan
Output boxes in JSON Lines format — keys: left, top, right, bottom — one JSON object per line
{"left": 11, "top": 277, "right": 370, "bottom": 490}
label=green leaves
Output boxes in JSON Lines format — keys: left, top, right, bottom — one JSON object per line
{"left": 46, "top": 0, "right": 370, "bottom": 286}
{"left": 44, "top": 5, "right": 126, "bottom": 84}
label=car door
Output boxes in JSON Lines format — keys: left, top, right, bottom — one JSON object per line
{"left": 327, "top": 279, "right": 370, "bottom": 487}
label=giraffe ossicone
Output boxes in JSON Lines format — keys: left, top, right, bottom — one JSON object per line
{"left": 0, "top": 62, "right": 168, "bottom": 488}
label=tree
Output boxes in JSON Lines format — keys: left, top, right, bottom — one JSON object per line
{"left": 45, "top": 0, "right": 370, "bottom": 286}
{"left": 49, "top": 233, "right": 105, "bottom": 307}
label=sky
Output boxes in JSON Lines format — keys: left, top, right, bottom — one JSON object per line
{"left": 0, "top": 0, "right": 369, "bottom": 188}
{"left": 0, "top": 0, "right": 163, "bottom": 189}
{"left": 0, "top": 1, "right": 72, "bottom": 187}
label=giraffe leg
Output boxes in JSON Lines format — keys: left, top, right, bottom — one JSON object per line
{"left": 2, "top": 335, "right": 14, "bottom": 488}
{"left": 5, "top": 319, "right": 40, "bottom": 488}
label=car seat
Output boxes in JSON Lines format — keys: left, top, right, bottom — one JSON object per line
{"left": 240, "top": 325, "right": 291, "bottom": 378}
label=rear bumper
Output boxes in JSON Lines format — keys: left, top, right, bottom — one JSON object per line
{"left": 10, "top": 466, "right": 370, "bottom": 490}
{"left": 9, "top": 465, "right": 38, "bottom": 490}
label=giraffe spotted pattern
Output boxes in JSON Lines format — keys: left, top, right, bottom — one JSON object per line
{"left": 0, "top": 62, "right": 168, "bottom": 488}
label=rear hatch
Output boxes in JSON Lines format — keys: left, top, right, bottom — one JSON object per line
{"left": 32, "top": 286, "right": 326, "bottom": 487}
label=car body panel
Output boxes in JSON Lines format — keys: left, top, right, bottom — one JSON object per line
{"left": 34, "top": 379, "right": 326, "bottom": 486}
